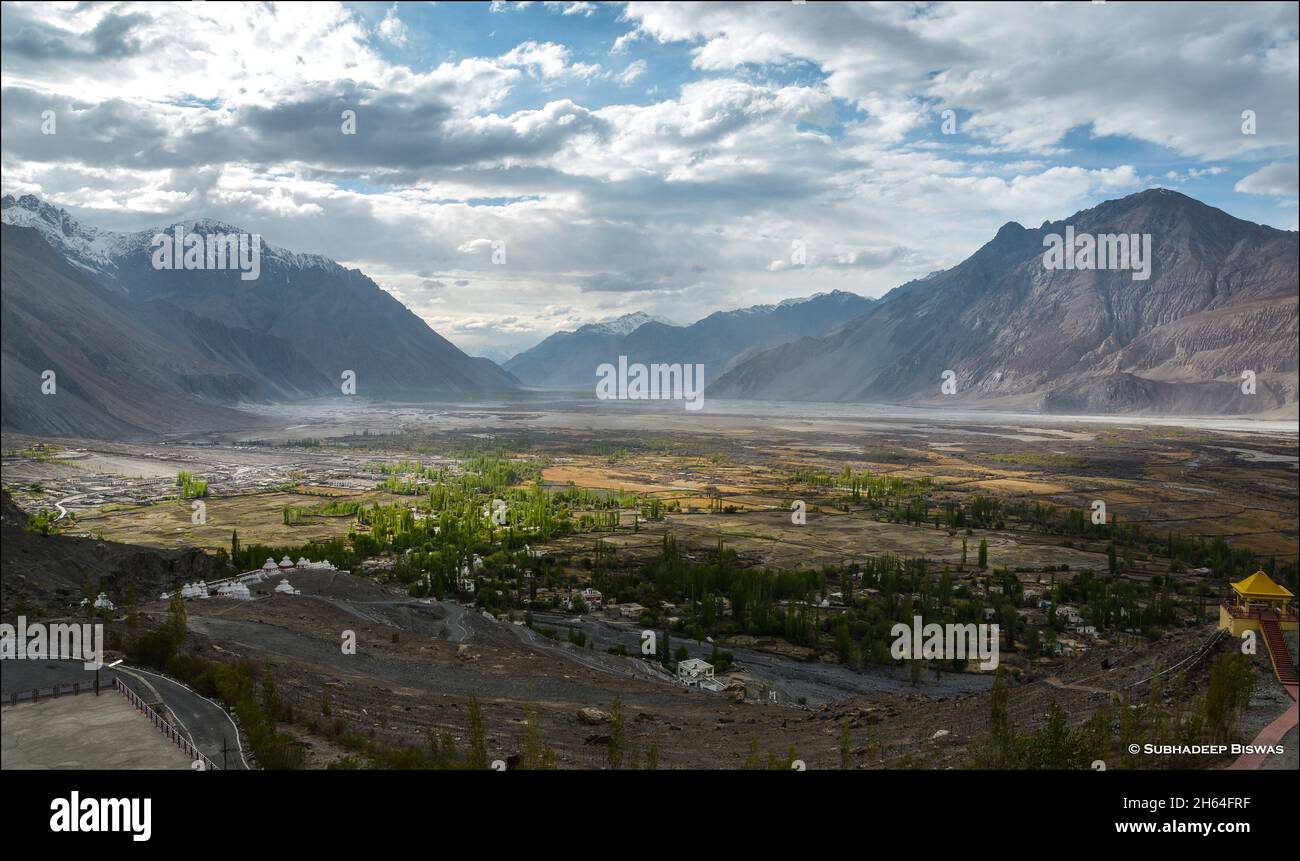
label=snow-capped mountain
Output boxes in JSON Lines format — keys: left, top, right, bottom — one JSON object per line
{"left": 2, "top": 195, "right": 518, "bottom": 438}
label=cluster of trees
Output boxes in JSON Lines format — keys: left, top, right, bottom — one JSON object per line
{"left": 782, "top": 465, "right": 1291, "bottom": 590}
{"left": 787, "top": 466, "right": 932, "bottom": 513}
{"left": 175, "top": 470, "right": 208, "bottom": 498}
{"left": 971, "top": 652, "right": 1255, "bottom": 769}
{"left": 26, "top": 508, "right": 57, "bottom": 535}
{"left": 742, "top": 737, "right": 801, "bottom": 770}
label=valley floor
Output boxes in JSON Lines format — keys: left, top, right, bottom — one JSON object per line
{"left": 3, "top": 399, "right": 1296, "bottom": 769}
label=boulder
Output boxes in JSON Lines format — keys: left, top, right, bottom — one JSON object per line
{"left": 577, "top": 707, "right": 611, "bottom": 725}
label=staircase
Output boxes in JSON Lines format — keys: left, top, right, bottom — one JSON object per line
{"left": 1259, "top": 614, "right": 1298, "bottom": 686}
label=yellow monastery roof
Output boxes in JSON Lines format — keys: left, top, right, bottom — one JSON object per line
{"left": 1231, "top": 571, "right": 1294, "bottom": 599}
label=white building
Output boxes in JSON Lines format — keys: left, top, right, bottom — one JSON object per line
{"left": 677, "top": 658, "right": 715, "bottom": 687}
{"left": 1055, "top": 605, "right": 1082, "bottom": 624}
{"left": 274, "top": 579, "right": 300, "bottom": 595}
{"left": 616, "top": 602, "right": 647, "bottom": 620}
{"left": 82, "top": 592, "right": 115, "bottom": 611}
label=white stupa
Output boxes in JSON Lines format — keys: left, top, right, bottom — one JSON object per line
{"left": 274, "top": 578, "right": 300, "bottom": 595}
{"left": 181, "top": 581, "right": 210, "bottom": 599}
{"left": 216, "top": 581, "right": 252, "bottom": 600}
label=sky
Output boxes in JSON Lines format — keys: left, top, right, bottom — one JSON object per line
{"left": 1, "top": 0, "right": 1297, "bottom": 362}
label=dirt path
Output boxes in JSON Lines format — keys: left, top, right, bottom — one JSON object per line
{"left": 1044, "top": 676, "right": 1111, "bottom": 695}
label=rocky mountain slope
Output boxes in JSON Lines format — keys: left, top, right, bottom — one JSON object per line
{"left": 709, "top": 189, "right": 1298, "bottom": 415}
{"left": 505, "top": 291, "right": 874, "bottom": 389}
{"left": 1, "top": 195, "right": 519, "bottom": 438}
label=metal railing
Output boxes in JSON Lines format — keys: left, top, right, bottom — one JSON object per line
{"left": 4, "top": 680, "right": 96, "bottom": 706}
{"left": 1220, "top": 602, "right": 1298, "bottom": 622}
{"left": 113, "top": 676, "right": 220, "bottom": 771}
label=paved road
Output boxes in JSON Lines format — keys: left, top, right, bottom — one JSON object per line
{"left": 53, "top": 493, "right": 85, "bottom": 520}
{"left": 0, "top": 658, "right": 248, "bottom": 770}
{"left": 440, "top": 601, "right": 473, "bottom": 642}
{"left": 527, "top": 611, "right": 992, "bottom": 706}
{"left": 117, "top": 665, "right": 250, "bottom": 770}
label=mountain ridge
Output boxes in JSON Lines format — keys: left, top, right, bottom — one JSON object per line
{"left": 503, "top": 289, "right": 874, "bottom": 389}
{"left": 1, "top": 196, "right": 519, "bottom": 439}
{"left": 708, "top": 188, "right": 1299, "bottom": 416}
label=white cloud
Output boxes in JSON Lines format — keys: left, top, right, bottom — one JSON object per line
{"left": 616, "top": 59, "right": 647, "bottom": 86}
{"left": 621, "top": 0, "right": 1299, "bottom": 159}
{"left": 1235, "top": 162, "right": 1300, "bottom": 196}
{"left": 377, "top": 6, "right": 408, "bottom": 47}
{"left": 499, "top": 40, "right": 600, "bottom": 80}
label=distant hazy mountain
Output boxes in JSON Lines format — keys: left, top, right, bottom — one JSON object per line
{"left": 504, "top": 291, "right": 874, "bottom": 389}
{"left": 579, "top": 311, "right": 672, "bottom": 336}
{"left": 709, "top": 189, "right": 1298, "bottom": 416}
{"left": 1, "top": 195, "right": 518, "bottom": 438}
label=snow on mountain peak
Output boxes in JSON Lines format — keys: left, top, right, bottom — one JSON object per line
{"left": 0, "top": 194, "right": 338, "bottom": 279}
{"left": 576, "top": 311, "right": 669, "bottom": 336}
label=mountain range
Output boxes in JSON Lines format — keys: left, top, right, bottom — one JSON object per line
{"left": 2, "top": 194, "right": 518, "bottom": 438}
{"left": 4, "top": 188, "right": 1295, "bottom": 439}
{"left": 709, "top": 189, "right": 1298, "bottom": 416}
{"left": 504, "top": 291, "right": 874, "bottom": 389}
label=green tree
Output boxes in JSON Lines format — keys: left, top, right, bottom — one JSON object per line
{"left": 982, "top": 667, "right": 1012, "bottom": 767}
{"left": 645, "top": 736, "right": 660, "bottom": 771}
{"left": 607, "top": 697, "right": 625, "bottom": 769}
{"left": 1203, "top": 652, "right": 1253, "bottom": 743}
{"left": 167, "top": 589, "right": 188, "bottom": 648}
{"left": 866, "top": 714, "right": 881, "bottom": 763}
{"left": 519, "top": 695, "right": 544, "bottom": 769}
{"left": 466, "top": 696, "right": 488, "bottom": 769}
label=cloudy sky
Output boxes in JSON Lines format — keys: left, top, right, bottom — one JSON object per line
{"left": 2, "top": 1, "right": 1296, "bottom": 361}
